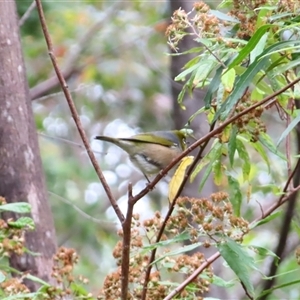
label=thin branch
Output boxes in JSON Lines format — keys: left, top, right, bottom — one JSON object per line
{"left": 285, "top": 98, "right": 293, "bottom": 180}
{"left": 185, "top": 19, "right": 227, "bottom": 69}
{"left": 35, "top": 0, "right": 125, "bottom": 223}
{"left": 164, "top": 251, "right": 221, "bottom": 300}
{"left": 142, "top": 78, "right": 300, "bottom": 299}
{"left": 31, "top": 1, "right": 122, "bottom": 100}
{"left": 141, "top": 122, "right": 215, "bottom": 299}
{"left": 48, "top": 191, "right": 116, "bottom": 228}
{"left": 38, "top": 132, "right": 106, "bottom": 155}
{"left": 121, "top": 183, "right": 134, "bottom": 300}
{"left": 33, "top": 83, "right": 95, "bottom": 102}
{"left": 164, "top": 155, "right": 300, "bottom": 299}
{"left": 19, "top": 1, "right": 36, "bottom": 27}
{"left": 133, "top": 76, "right": 300, "bottom": 205}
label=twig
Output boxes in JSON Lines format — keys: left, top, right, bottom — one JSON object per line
{"left": 38, "top": 132, "right": 106, "bottom": 155}
{"left": 31, "top": 2, "right": 122, "bottom": 100}
{"left": 164, "top": 251, "right": 221, "bottom": 300}
{"left": 141, "top": 122, "right": 215, "bottom": 299}
{"left": 35, "top": 0, "right": 125, "bottom": 223}
{"left": 133, "top": 77, "right": 300, "bottom": 205}
{"left": 140, "top": 78, "right": 300, "bottom": 299}
{"left": 19, "top": 0, "right": 36, "bottom": 27}
{"left": 121, "top": 183, "right": 134, "bottom": 300}
{"left": 48, "top": 191, "right": 116, "bottom": 228}
{"left": 33, "top": 83, "right": 94, "bottom": 102}
{"left": 187, "top": 20, "right": 227, "bottom": 69}
{"left": 285, "top": 98, "right": 293, "bottom": 180}
{"left": 164, "top": 155, "right": 300, "bottom": 299}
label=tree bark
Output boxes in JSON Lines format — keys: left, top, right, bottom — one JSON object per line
{"left": 0, "top": 0, "right": 57, "bottom": 291}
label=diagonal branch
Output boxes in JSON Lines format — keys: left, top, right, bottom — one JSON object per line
{"left": 164, "top": 155, "right": 300, "bottom": 300}
{"left": 35, "top": 0, "right": 124, "bottom": 223}
{"left": 134, "top": 76, "right": 300, "bottom": 205}
{"left": 139, "top": 77, "right": 300, "bottom": 299}
{"left": 19, "top": 0, "right": 36, "bottom": 27}
{"left": 120, "top": 183, "right": 134, "bottom": 300}
{"left": 31, "top": 2, "right": 122, "bottom": 100}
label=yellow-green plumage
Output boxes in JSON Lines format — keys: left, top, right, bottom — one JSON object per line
{"left": 95, "top": 130, "right": 187, "bottom": 181}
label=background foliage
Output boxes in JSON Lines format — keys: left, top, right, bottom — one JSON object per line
{"left": 6, "top": 0, "right": 300, "bottom": 299}
{"left": 18, "top": 0, "right": 175, "bottom": 292}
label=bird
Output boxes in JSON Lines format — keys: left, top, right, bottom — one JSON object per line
{"left": 95, "top": 130, "right": 188, "bottom": 182}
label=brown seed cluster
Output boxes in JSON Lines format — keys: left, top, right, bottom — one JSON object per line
{"left": 166, "top": 1, "right": 300, "bottom": 52}
{"left": 47, "top": 247, "right": 90, "bottom": 298}
{"left": 0, "top": 198, "right": 90, "bottom": 299}
{"left": 99, "top": 192, "right": 248, "bottom": 298}
{"left": 0, "top": 278, "right": 30, "bottom": 296}
{"left": 166, "top": 2, "right": 221, "bottom": 51}
{"left": 232, "top": 91, "right": 267, "bottom": 142}
{"left": 170, "top": 193, "right": 249, "bottom": 244}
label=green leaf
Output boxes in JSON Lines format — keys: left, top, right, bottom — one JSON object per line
{"left": 8, "top": 217, "right": 35, "bottom": 230}
{"left": 228, "top": 126, "right": 238, "bottom": 166}
{"left": 187, "top": 106, "right": 206, "bottom": 124}
{"left": 210, "top": 10, "right": 240, "bottom": 23}
{"left": 190, "top": 153, "right": 211, "bottom": 183}
{"left": 204, "top": 65, "right": 224, "bottom": 108}
{"left": 0, "top": 271, "right": 5, "bottom": 283}
{"left": 250, "top": 211, "right": 282, "bottom": 229}
{"left": 71, "top": 282, "right": 91, "bottom": 297}
{"left": 2, "top": 293, "right": 43, "bottom": 300}
{"left": 221, "top": 68, "right": 236, "bottom": 92}
{"left": 271, "top": 56, "right": 300, "bottom": 77}
{"left": 141, "top": 231, "right": 191, "bottom": 252}
{"left": 151, "top": 242, "right": 203, "bottom": 265}
{"left": 249, "top": 245, "right": 279, "bottom": 260}
{"left": 25, "top": 274, "right": 50, "bottom": 286}
{"left": 196, "top": 142, "right": 223, "bottom": 191}
{"left": 259, "top": 279, "right": 300, "bottom": 298}
{"left": 250, "top": 32, "right": 269, "bottom": 63}
{"left": 292, "top": 219, "right": 300, "bottom": 237}
{"left": 175, "top": 63, "right": 200, "bottom": 81}
{"left": 228, "top": 25, "right": 272, "bottom": 69}
{"left": 193, "top": 59, "right": 217, "bottom": 87}
{"left": 216, "top": 56, "right": 269, "bottom": 121}
{"left": 259, "top": 132, "right": 286, "bottom": 160}
{"left": 236, "top": 139, "right": 251, "bottom": 181}
{"left": 214, "top": 40, "right": 299, "bottom": 122}
{"left": 201, "top": 273, "right": 235, "bottom": 288}
{"left": 178, "top": 84, "right": 187, "bottom": 104}
{"left": 228, "top": 175, "right": 242, "bottom": 216}
{"left": 213, "top": 157, "right": 222, "bottom": 186}
{"left": 277, "top": 109, "right": 300, "bottom": 146}
{"left": 0, "top": 202, "right": 31, "bottom": 213}
{"left": 250, "top": 140, "right": 270, "bottom": 172}
{"left": 218, "top": 238, "right": 255, "bottom": 297}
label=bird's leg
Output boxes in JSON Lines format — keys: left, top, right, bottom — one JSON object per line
{"left": 143, "top": 173, "right": 151, "bottom": 183}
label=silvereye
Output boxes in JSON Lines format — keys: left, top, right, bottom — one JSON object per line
{"left": 95, "top": 130, "right": 187, "bottom": 181}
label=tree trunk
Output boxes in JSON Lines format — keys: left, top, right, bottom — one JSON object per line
{"left": 0, "top": 0, "right": 57, "bottom": 291}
